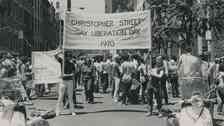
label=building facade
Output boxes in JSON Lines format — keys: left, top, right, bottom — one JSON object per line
{"left": 0, "top": 0, "right": 59, "bottom": 56}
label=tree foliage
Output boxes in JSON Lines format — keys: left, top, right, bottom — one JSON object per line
{"left": 146, "top": 0, "right": 224, "bottom": 51}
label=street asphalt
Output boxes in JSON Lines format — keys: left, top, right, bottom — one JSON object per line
{"left": 27, "top": 88, "right": 224, "bottom": 126}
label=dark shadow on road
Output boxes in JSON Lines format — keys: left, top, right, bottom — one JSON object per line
{"left": 37, "top": 97, "right": 58, "bottom": 100}
{"left": 76, "top": 102, "right": 84, "bottom": 104}
{"left": 92, "top": 101, "right": 104, "bottom": 104}
{"left": 74, "top": 105, "right": 84, "bottom": 109}
{"left": 94, "top": 96, "right": 104, "bottom": 99}
{"left": 73, "top": 109, "right": 148, "bottom": 116}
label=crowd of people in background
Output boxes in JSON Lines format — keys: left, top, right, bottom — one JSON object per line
{"left": 0, "top": 52, "right": 33, "bottom": 98}
{"left": 53, "top": 48, "right": 224, "bottom": 119}
{"left": 1, "top": 48, "right": 224, "bottom": 126}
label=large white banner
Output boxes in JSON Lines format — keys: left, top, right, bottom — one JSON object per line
{"left": 32, "top": 50, "right": 62, "bottom": 84}
{"left": 64, "top": 11, "right": 151, "bottom": 50}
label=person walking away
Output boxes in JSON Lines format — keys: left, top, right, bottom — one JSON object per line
{"left": 82, "top": 58, "right": 96, "bottom": 104}
{"left": 56, "top": 53, "right": 76, "bottom": 116}
{"left": 216, "top": 63, "right": 224, "bottom": 115}
{"left": 168, "top": 57, "right": 179, "bottom": 98}
{"left": 177, "top": 47, "right": 207, "bottom": 99}
{"left": 145, "top": 57, "right": 164, "bottom": 117}
{"left": 120, "top": 55, "right": 133, "bottom": 105}
{"left": 112, "top": 56, "right": 121, "bottom": 102}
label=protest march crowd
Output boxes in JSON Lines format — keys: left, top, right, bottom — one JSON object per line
{"left": 0, "top": 46, "right": 224, "bottom": 126}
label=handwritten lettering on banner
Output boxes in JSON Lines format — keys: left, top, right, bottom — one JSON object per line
{"left": 64, "top": 11, "right": 151, "bottom": 49}
{"left": 32, "top": 52, "right": 62, "bottom": 84}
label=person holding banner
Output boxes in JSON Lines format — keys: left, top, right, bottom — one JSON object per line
{"left": 56, "top": 53, "right": 76, "bottom": 116}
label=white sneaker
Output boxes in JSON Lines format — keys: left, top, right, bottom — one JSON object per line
{"left": 72, "top": 112, "right": 77, "bottom": 116}
{"left": 56, "top": 112, "right": 60, "bottom": 116}
{"left": 158, "top": 113, "right": 163, "bottom": 118}
{"left": 145, "top": 112, "right": 152, "bottom": 117}
{"left": 114, "top": 98, "right": 118, "bottom": 103}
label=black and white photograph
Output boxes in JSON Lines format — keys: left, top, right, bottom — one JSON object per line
{"left": 0, "top": 0, "right": 224, "bottom": 126}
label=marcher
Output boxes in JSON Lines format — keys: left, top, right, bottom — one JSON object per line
{"left": 177, "top": 47, "right": 207, "bottom": 99}
{"left": 82, "top": 58, "right": 96, "bottom": 104}
{"left": 145, "top": 56, "right": 164, "bottom": 117}
{"left": 168, "top": 57, "right": 179, "bottom": 98}
{"left": 138, "top": 58, "right": 147, "bottom": 103}
{"left": 56, "top": 53, "right": 76, "bottom": 116}
{"left": 101, "top": 59, "right": 109, "bottom": 93}
{"left": 93, "top": 59, "right": 101, "bottom": 93}
{"left": 112, "top": 56, "right": 121, "bottom": 102}
{"left": 161, "top": 55, "right": 169, "bottom": 104}
{"left": 120, "top": 54, "right": 134, "bottom": 105}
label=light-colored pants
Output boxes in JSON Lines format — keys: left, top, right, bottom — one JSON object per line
{"left": 113, "top": 77, "right": 120, "bottom": 100}
{"left": 178, "top": 78, "right": 209, "bottom": 99}
{"left": 56, "top": 80, "right": 74, "bottom": 114}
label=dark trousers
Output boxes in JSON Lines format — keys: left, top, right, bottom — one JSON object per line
{"left": 170, "top": 77, "right": 179, "bottom": 97}
{"left": 120, "top": 80, "right": 132, "bottom": 104}
{"left": 102, "top": 73, "right": 108, "bottom": 93}
{"left": 84, "top": 78, "right": 94, "bottom": 103}
{"left": 140, "top": 81, "right": 147, "bottom": 103}
{"left": 147, "top": 87, "right": 162, "bottom": 113}
{"left": 160, "top": 77, "right": 168, "bottom": 104}
{"left": 111, "top": 77, "right": 115, "bottom": 97}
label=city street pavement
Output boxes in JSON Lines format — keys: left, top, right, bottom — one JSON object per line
{"left": 27, "top": 88, "right": 224, "bottom": 126}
